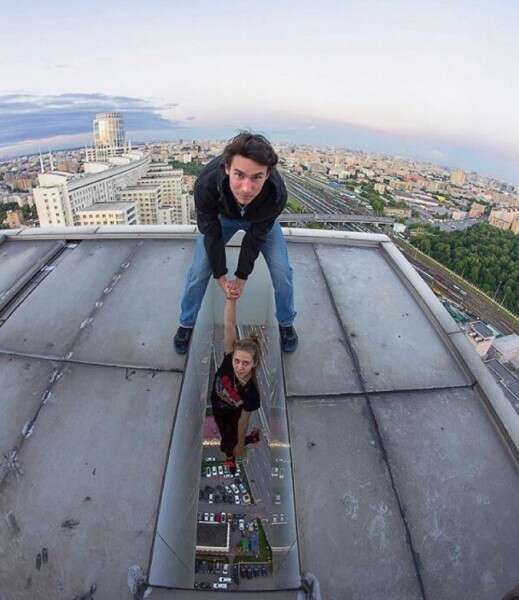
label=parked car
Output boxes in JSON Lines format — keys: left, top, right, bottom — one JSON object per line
{"left": 234, "top": 495, "right": 240, "bottom": 504}
{"left": 218, "top": 465, "right": 224, "bottom": 476}
{"left": 219, "top": 576, "right": 232, "bottom": 583}
{"left": 274, "top": 494, "right": 281, "bottom": 505}
{"left": 208, "top": 493, "right": 214, "bottom": 504}
{"left": 238, "top": 482, "right": 247, "bottom": 493}
{"left": 232, "top": 564, "right": 239, "bottom": 584}
{"left": 203, "top": 512, "right": 209, "bottom": 521}
{"left": 209, "top": 513, "right": 215, "bottom": 522}
{"left": 213, "top": 582, "right": 227, "bottom": 589}
{"left": 211, "top": 466, "right": 218, "bottom": 476}
{"left": 206, "top": 467, "right": 211, "bottom": 477}
{"left": 242, "top": 493, "right": 251, "bottom": 504}
{"left": 239, "top": 519, "right": 245, "bottom": 531}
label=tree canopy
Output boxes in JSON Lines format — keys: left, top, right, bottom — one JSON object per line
{"left": 411, "top": 223, "right": 519, "bottom": 316}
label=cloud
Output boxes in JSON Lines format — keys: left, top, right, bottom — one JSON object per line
{"left": 0, "top": 92, "right": 181, "bottom": 146}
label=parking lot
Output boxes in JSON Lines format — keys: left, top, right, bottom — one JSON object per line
{"left": 195, "top": 454, "right": 274, "bottom": 591}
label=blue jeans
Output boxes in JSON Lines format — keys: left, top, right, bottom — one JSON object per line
{"left": 179, "top": 217, "right": 296, "bottom": 328}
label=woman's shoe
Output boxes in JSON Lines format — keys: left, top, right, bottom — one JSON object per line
{"left": 224, "top": 457, "right": 237, "bottom": 475}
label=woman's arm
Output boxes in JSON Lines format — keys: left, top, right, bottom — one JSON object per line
{"left": 223, "top": 297, "right": 237, "bottom": 354}
{"left": 233, "top": 410, "right": 251, "bottom": 457}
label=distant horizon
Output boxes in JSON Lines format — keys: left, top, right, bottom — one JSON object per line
{"left": 1, "top": 124, "right": 517, "bottom": 188}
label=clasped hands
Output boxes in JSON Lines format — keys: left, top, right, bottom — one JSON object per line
{"left": 218, "top": 275, "right": 245, "bottom": 300}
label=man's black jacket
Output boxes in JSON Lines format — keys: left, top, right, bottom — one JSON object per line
{"left": 194, "top": 155, "right": 287, "bottom": 280}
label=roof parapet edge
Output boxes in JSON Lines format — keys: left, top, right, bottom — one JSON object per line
{"left": 381, "top": 241, "right": 460, "bottom": 335}
{"left": 450, "top": 332, "right": 519, "bottom": 461}
{"left": 282, "top": 227, "right": 389, "bottom": 244}
{"left": 6, "top": 226, "right": 388, "bottom": 245}
{"left": 381, "top": 240, "right": 519, "bottom": 458}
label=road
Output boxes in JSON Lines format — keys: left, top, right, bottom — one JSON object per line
{"left": 485, "top": 359, "right": 519, "bottom": 412}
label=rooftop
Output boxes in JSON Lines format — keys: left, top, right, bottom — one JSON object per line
{"left": 0, "top": 226, "right": 518, "bottom": 600}
{"left": 78, "top": 202, "right": 136, "bottom": 212}
{"left": 469, "top": 320, "right": 496, "bottom": 339}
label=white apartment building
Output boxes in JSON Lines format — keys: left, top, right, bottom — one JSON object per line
{"left": 157, "top": 203, "right": 189, "bottom": 225}
{"left": 138, "top": 174, "right": 182, "bottom": 204}
{"left": 118, "top": 185, "right": 161, "bottom": 225}
{"left": 138, "top": 162, "right": 190, "bottom": 224}
{"left": 33, "top": 155, "right": 150, "bottom": 227}
{"left": 77, "top": 202, "right": 137, "bottom": 226}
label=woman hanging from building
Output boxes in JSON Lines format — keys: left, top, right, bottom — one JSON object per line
{"left": 211, "top": 297, "right": 261, "bottom": 475}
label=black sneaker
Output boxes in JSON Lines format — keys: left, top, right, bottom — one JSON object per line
{"left": 173, "top": 326, "right": 192, "bottom": 354}
{"left": 279, "top": 325, "right": 298, "bottom": 353}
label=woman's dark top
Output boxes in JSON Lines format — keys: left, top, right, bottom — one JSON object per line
{"left": 211, "top": 353, "right": 260, "bottom": 415}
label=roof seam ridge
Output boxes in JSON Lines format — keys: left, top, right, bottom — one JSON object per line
{"left": 0, "top": 361, "right": 67, "bottom": 494}
{"left": 287, "top": 383, "right": 475, "bottom": 401}
{"left": 312, "top": 244, "right": 428, "bottom": 600}
{"left": 0, "top": 349, "right": 184, "bottom": 374}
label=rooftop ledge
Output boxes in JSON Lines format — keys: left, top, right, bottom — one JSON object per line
{"left": 2, "top": 225, "right": 390, "bottom": 245}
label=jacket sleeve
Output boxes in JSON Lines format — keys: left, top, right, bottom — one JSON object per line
{"left": 235, "top": 178, "right": 287, "bottom": 280}
{"left": 195, "top": 176, "right": 227, "bottom": 279}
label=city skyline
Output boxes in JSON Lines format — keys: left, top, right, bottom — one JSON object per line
{"left": 1, "top": 0, "right": 518, "bottom": 183}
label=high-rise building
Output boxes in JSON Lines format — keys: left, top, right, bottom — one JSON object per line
{"left": 94, "top": 112, "right": 125, "bottom": 148}
{"left": 450, "top": 169, "right": 466, "bottom": 186}
{"left": 85, "top": 112, "right": 131, "bottom": 162}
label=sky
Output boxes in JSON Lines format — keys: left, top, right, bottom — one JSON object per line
{"left": 1, "top": 0, "right": 518, "bottom": 184}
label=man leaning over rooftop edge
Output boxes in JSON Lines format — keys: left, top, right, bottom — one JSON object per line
{"left": 173, "top": 132, "right": 298, "bottom": 354}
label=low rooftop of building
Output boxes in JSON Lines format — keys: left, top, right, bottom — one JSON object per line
{"left": 78, "top": 202, "right": 136, "bottom": 212}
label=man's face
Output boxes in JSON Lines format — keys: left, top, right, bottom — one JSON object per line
{"left": 225, "top": 155, "right": 269, "bottom": 205}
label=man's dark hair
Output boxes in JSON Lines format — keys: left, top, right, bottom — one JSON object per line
{"left": 223, "top": 132, "right": 278, "bottom": 171}
{"left": 503, "top": 585, "right": 519, "bottom": 600}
